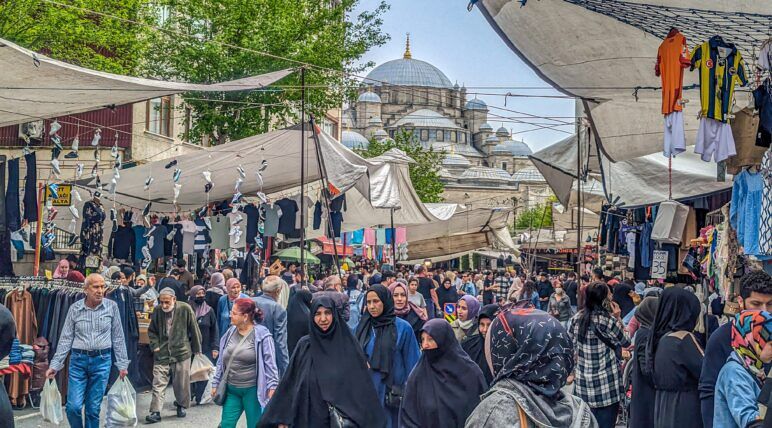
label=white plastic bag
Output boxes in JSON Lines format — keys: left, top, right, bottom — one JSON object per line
{"left": 198, "top": 372, "right": 214, "bottom": 405}
{"left": 40, "top": 379, "right": 64, "bottom": 425}
{"left": 190, "top": 353, "right": 214, "bottom": 382}
{"left": 105, "top": 378, "right": 137, "bottom": 427}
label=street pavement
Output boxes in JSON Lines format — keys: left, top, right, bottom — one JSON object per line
{"left": 14, "top": 387, "right": 239, "bottom": 427}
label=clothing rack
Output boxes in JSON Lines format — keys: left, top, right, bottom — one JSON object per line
{"left": 0, "top": 277, "right": 119, "bottom": 292}
{"left": 705, "top": 207, "right": 726, "bottom": 226}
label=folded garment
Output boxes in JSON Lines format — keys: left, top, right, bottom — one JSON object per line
{"left": 0, "top": 356, "right": 9, "bottom": 370}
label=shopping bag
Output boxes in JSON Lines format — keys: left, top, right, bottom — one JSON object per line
{"left": 105, "top": 378, "right": 137, "bottom": 427}
{"left": 190, "top": 353, "right": 215, "bottom": 382}
{"left": 199, "top": 372, "right": 214, "bottom": 405}
{"left": 40, "top": 379, "right": 64, "bottom": 425}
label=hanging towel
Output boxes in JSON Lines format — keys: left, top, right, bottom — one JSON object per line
{"left": 395, "top": 227, "right": 407, "bottom": 245}
{"left": 376, "top": 228, "right": 387, "bottom": 245}
{"left": 363, "top": 228, "right": 376, "bottom": 246}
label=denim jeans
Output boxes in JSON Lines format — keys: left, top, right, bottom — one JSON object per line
{"left": 66, "top": 351, "right": 112, "bottom": 428}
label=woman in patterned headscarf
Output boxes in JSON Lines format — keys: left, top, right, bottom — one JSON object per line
{"left": 714, "top": 310, "right": 772, "bottom": 428}
{"left": 465, "top": 308, "right": 598, "bottom": 428}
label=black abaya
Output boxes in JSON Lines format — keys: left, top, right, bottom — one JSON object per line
{"left": 400, "top": 319, "right": 486, "bottom": 428}
{"left": 286, "top": 289, "right": 312, "bottom": 356}
{"left": 460, "top": 304, "right": 499, "bottom": 387}
{"left": 0, "top": 303, "right": 16, "bottom": 427}
{"left": 612, "top": 282, "right": 635, "bottom": 318}
{"left": 259, "top": 296, "right": 385, "bottom": 428}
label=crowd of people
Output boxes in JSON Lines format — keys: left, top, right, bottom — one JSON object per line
{"left": 5, "top": 257, "right": 772, "bottom": 428}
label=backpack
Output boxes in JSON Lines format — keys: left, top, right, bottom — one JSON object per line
{"left": 347, "top": 289, "right": 365, "bottom": 330}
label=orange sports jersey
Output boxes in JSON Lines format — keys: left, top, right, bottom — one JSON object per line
{"left": 656, "top": 31, "right": 691, "bottom": 115}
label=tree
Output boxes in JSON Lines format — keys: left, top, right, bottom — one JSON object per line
{"left": 355, "top": 129, "right": 445, "bottom": 203}
{"left": 515, "top": 197, "right": 556, "bottom": 230}
{"left": 0, "top": 0, "right": 152, "bottom": 74}
{"left": 143, "top": 0, "right": 390, "bottom": 145}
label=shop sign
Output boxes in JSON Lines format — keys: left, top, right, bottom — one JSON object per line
{"left": 45, "top": 184, "right": 72, "bottom": 206}
{"left": 651, "top": 250, "right": 668, "bottom": 279}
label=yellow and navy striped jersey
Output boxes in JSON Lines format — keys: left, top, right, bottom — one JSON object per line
{"left": 690, "top": 37, "right": 748, "bottom": 123}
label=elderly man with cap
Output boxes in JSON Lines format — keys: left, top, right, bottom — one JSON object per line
{"left": 252, "top": 275, "right": 289, "bottom": 375}
{"left": 46, "top": 273, "right": 129, "bottom": 428}
{"left": 145, "top": 287, "right": 202, "bottom": 424}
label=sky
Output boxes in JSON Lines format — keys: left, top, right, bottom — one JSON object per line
{"left": 351, "top": 0, "right": 576, "bottom": 152}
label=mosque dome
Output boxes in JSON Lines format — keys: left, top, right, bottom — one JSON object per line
{"left": 496, "top": 126, "right": 510, "bottom": 137}
{"left": 357, "top": 91, "right": 381, "bottom": 103}
{"left": 465, "top": 98, "right": 488, "bottom": 110}
{"left": 442, "top": 153, "right": 472, "bottom": 168}
{"left": 479, "top": 122, "right": 493, "bottom": 132}
{"left": 459, "top": 166, "right": 515, "bottom": 185}
{"left": 372, "top": 129, "right": 388, "bottom": 139}
{"left": 365, "top": 37, "right": 452, "bottom": 89}
{"left": 512, "top": 166, "right": 547, "bottom": 183}
{"left": 341, "top": 130, "right": 369, "bottom": 150}
{"left": 492, "top": 140, "right": 533, "bottom": 157}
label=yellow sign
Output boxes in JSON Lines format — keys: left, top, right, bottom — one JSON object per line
{"left": 45, "top": 184, "right": 73, "bottom": 206}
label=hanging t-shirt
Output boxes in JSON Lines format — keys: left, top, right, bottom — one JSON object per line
{"left": 276, "top": 198, "right": 300, "bottom": 239}
{"left": 691, "top": 36, "right": 748, "bottom": 123}
{"left": 730, "top": 168, "right": 764, "bottom": 255}
{"left": 760, "top": 149, "right": 772, "bottom": 255}
{"left": 243, "top": 204, "right": 260, "bottom": 245}
{"left": 132, "top": 225, "right": 147, "bottom": 262}
{"left": 148, "top": 224, "right": 167, "bottom": 260}
{"left": 209, "top": 215, "right": 230, "bottom": 250}
{"left": 262, "top": 203, "right": 282, "bottom": 237}
{"left": 754, "top": 84, "right": 772, "bottom": 148}
{"left": 656, "top": 30, "right": 690, "bottom": 115}
{"left": 193, "top": 218, "right": 211, "bottom": 255}
{"left": 227, "top": 211, "right": 246, "bottom": 249}
{"left": 179, "top": 220, "right": 197, "bottom": 254}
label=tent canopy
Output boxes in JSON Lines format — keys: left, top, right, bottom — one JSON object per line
{"left": 0, "top": 37, "right": 293, "bottom": 127}
{"left": 477, "top": 0, "right": 770, "bottom": 162}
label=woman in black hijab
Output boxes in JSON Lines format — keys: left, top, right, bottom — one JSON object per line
{"left": 461, "top": 304, "right": 499, "bottom": 387}
{"left": 355, "top": 284, "right": 421, "bottom": 428}
{"left": 612, "top": 280, "right": 636, "bottom": 319}
{"left": 436, "top": 278, "right": 460, "bottom": 316}
{"left": 285, "top": 289, "right": 312, "bottom": 356}
{"left": 629, "top": 296, "right": 659, "bottom": 428}
{"left": 645, "top": 287, "right": 703, "bottom": 428}
{"left": 0, "top": 304, "right": 15, "bottom": 426}
{"left": 258, "top": 296, "right": 385, "bottom": 428}
{"left": 399, "top": 319, "right": 486, "bottom": 428}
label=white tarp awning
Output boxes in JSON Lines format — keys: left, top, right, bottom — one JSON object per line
{"left": 477, "top": 0, "right": 769, "bottom": 162}
{"left": 0, "top": 37, "right": 293, "bottom": 127}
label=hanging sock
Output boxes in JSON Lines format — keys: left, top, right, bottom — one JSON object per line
{"left": 91, "top": 128, "right": 101, "bottom": 146}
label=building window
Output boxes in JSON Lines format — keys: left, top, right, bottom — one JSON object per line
{"left": 420, "top": 129, "right": 429, "bottom": 141}
{"left": 461, "top": 132, "right": 467, "bottom": 143}
{"left": 436, "top": 130, "right": 444, "bottom": 142}
{"left": 389, "top": 129, "right": 395, "bottom": 138}
{"left": 147, "top": 96, "right": 172, "bottom": 137}
{"left": 502, "top": 162, "right": 508, "bottom": 171}
{"left": 450, "top": 131, "right": 457, "bottom": 142}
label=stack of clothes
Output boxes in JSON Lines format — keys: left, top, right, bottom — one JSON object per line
{"left": 0, "top": 339, "right": 32, "bottom": 376}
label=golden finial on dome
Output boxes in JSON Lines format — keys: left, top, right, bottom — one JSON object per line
{"left": 404, "top": 33, "right": 412, "bottom": 59}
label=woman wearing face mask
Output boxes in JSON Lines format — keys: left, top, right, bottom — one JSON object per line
{"left": 450, "top": 295, "right": 481, "bottom": 342}
{"left": 400, "top": 319, "right": 486, "bottom": 428}
{"left": 714, "top": 310, "right": 772, "bottom": 428}
{"left": 189, "top": 285, "right": 219, "bottom": 405}
{"left": 211, "top": 298, "right": 278, "bottom": 428}
{"left": 549, "top": 280, "right": 573, "bottom": 328}
{"left": 389, "top": 281, "right": 428, "bottom": 342}
{"left": 461, "top": 304, "right": 499, "bottom": 387}
{"left": 259, "top": 296, "right": 385, "bottom": 428}
{"left": 355, "top": 284, "right": 421, "bottom": 428}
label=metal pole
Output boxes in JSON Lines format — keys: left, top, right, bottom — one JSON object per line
{"left": 33, "top": 183, "right": 44, "bottom": 276}
{"left": 576, "top": 119, "right": 582, "bottom": 275}
{"left": 300, "top": 67, "right": 306, "bottom": 275}
{"left": 390, "top": 208, "right": 396, "bottom": 265}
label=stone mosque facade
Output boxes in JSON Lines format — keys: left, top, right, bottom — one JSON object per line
{"left": 341, "top": 39, "right": 551, "bottom": 210}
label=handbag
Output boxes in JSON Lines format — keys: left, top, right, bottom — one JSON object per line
{"left": 213, "top": 331, "right": 251, "bottom": 406}
{"left": 384, "top": 384, "right": 403, "bottom": 410}
{"left": 328, "top": 403, "right": 356, "bottom": 428}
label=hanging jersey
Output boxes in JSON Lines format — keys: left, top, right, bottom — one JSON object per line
{"left": 690, "top": 37, "right": 748, "bottom": 123}
{"left": 656, "top": 31, "right": 690, "bottom": 115}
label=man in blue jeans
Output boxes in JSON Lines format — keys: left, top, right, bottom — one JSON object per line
{"left": 47, "top": 273, "right": 129, "bottom": 428}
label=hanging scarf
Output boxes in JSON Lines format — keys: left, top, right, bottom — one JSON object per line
{"left": 731, "top": 310, "right": 772, "bottom": 379}
{"left": 388, "top": 282, "right": 427, "bottom": 321}
{"left": 188, "top": 285, "right": 212, "bottom": 318}
{"left": 355, "top": 284, "right": 397, "bottom": 381}
{"left": 457, "top": 295, "right": 481, "bottom": 330}
{"left": 485, "top": 307, "right": 574, "bottom": 398}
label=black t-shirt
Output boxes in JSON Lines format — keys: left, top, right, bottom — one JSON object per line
{"left": 417, "top": 277, "right": 434, "bottom": 303}
{"left": 536, "top": 280, "right": 554, "bottom": 299}
{"left": 564, "top": 280, "right": 578, "bottom": 306}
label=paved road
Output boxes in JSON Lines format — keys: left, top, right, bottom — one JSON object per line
{"left": 14, "top": 386, "right": 240, "bottom": 427}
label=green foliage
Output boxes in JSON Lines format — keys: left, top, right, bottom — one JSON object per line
{"left": 515, "top": 197, "right": 557, "bottom": 229}
{"left": 143, "top": 0, "right": 390, "bottom": 144}
{"left": 355, "top": 129, "right": 445, "bottom": 203}
{"left": 0, "top": 0, "right": 153, "bottom": 74}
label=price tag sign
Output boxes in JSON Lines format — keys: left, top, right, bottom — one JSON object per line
{"left": 651, "top": 250, "right": 668, "bottom": 279}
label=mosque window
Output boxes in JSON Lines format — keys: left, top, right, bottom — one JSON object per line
{"left": 436, "top": 130, "right": 444, "bottom": 142}
{"left": 420, "top": 129, "right": 429, "bottom": 141}
{"left": 502, "top": 162, "right": 508, "bottom": 171}
{"left": 450, "top": 131, "right": 457, "bottom": 142}
{"left": 461, "top": 133, "right": 467, "bottom": 143}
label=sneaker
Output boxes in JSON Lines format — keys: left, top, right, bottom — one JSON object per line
{"left": 52, "top": 135, "right": 63, "bottom": 151}
{"left": 175, "top": 404, "right": 186, "bottom": 418}
{"left": 165, "top": 159, "right": 177, "bottom": 169}
{"left": 234, "top": 177, "right": 243, "bottom": 192}
{"left": 259, "top": 159, "right": 268, "bottom": 172}
{"left": 204, "top": 183, "right": 212, "bottom": 193}
{"left": 94, "top": 149, "right": 100, "bottom": 161}
{"left": 231, "top": 192, "right": 242, "bottom": 205}
{"left": 143, "top": 202, "right": 152, "bottom": 217}
{"left": 91, "top": 163, "right": 99, "bottom": 178}
{"left": 144, "top": 176, "right": 154, "bottom": 190}
{"left": 202, "top": 170, "right": 212, "bottom": 184}
{"left": 144, "top": 225, "right": 156, "bottom": 238}
{"left": 91, "top": 129, "right": 101, "bottom": 146}
{"left": 110, "top": 208, "right": 116, "bottom": 222}
{"left": 48, "top": 184, "right": 59, "bottom": 200}
{"left": 69, "top": 205, "right": 79, "bottom": 219}
{"left": 50, "top": 159, "right": 61, "bottom": 176}
{"left": 146, "top": 236, "right": 154, "bottom": 249}
{"left": 64, "top": 151, "right": 79, "bottom": 159}
{"left": 110, "top": 145, "right": 118, "bottom": 159}
{"left": 72, "top": 189, "right": 82, "bottom": 202}
{"left": 145, "top": 412, "right": 162, "bottom": 424}
{"left": 173, "top": 168, "right": 181, "bottom": 183}
{"left": 75, "top": 163, "right": 84, "bottom": 178}
{"left": 67, "top": 234, "right": 78, "bottom": 247}
{"left": 49, "top": 120, "right": 61, "bottom": 135}
{"left": 71, "top": 136, "right": 79, "bottom": 152}
{"left": 237, "top": 165, "right": 245, "bottom": 178}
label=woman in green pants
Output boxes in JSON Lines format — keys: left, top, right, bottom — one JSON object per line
{"left": 212, "top": 298, "right": 279, "bottom": 428}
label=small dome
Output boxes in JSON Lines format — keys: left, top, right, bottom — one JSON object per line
{"left": 465, "top": 97, "right": 487, "bottom": 110}
{"left": 496, "top": 126, "right": 510, "bottom": 137}
{"left": 373, "top": 129, "right": 388, "bottom": 138}
{"left": 358, "top": 91, "right": 381, "bottom": 103}
{"left": 512, "top": 166, "right": 546, "bottom": 183}
{"left": 368, "top": 116, "right": 383, "bottom": 125}
{"left": 484, "top": 136, "right": 500, "bottom": 144}
{"left": 442, "top": 153, "right": 471, "bottom": 168}
{"left": 459, "top": 166, "right": 515, "bottom": 185}
{"left": 341, "top": 131, "right": 369, "bottom": 150}
{"left": 479, "top": 122, "right": 493, "bottom": 131}
{"left": 492, "top": 140, "right": 533, "bottom": 157}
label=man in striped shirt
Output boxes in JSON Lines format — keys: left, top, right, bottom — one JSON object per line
{"left": 47, "top": 273, "right": 129, "bottom": 428}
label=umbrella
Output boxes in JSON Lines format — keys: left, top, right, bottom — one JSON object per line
{"left": 274, "top": 247, "right": 320, "bottom": 265}
{"left": 341, "top": 257, "right": 355, "bottom": 266}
